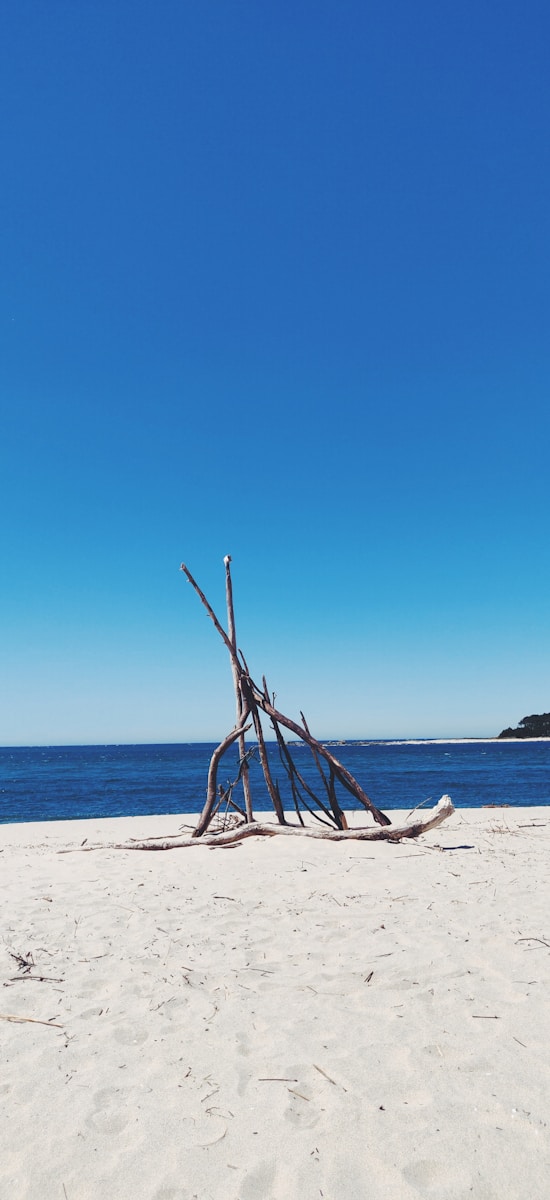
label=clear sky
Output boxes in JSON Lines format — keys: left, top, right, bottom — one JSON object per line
{"left": 1, "top": 0, "right": 549, "bottom": 745}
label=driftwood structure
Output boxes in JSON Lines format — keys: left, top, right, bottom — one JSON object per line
{"left": 61, "top": 557, "right": 455, "bottom": 854}
{"left": 181, "top": 556, "right": 392, "bottom": 836}
{"left": 163, "top": 556, "right": 453, "bottom": 846}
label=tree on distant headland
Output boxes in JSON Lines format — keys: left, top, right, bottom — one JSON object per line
{"left": 498, "top": 713, "right": 550, "bottom": 739}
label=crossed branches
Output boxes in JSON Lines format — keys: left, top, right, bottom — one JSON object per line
{"left": 181, "top": 558, "right": 391, "bottom": 836}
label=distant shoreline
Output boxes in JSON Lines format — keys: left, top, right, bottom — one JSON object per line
{"left": 2, "top": 736, "right": 550, "bottom": 750}
{"left": 294, "top": 737, "right": 550, "bottom": 747}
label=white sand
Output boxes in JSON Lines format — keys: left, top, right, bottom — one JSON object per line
{"left": 1, "top": 807, "right": 550, "bottom": 1200}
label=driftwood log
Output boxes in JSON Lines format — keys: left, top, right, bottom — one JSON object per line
{"left": 61, "top": 797, "right": 455, "bottom": 852}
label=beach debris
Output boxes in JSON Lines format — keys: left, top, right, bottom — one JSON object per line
{"left": 9, "top": 951, "right": 34, "bottom": 973}
{"left": 0, "top": 1012, "right": 64, "bottom": 1027}
{"left": 313, "top": 1063, "right": 342, "bottom": 1088}
{"left": 7, "top": 975, "right": 64, "bottom": 983}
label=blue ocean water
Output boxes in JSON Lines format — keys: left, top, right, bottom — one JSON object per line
{"left": 0, "top": 739, "right": 549, "bottom": 824}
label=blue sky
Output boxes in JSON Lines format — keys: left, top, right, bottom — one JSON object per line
{"left": 1, "top": 0, "right": 549, "bottom": 744}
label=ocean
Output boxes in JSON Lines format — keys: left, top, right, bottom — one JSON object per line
{"left": 1, "top": 739, "right": 549, "bottom": 824}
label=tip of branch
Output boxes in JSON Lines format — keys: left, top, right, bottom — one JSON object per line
{"left": 223, "top": 554, "right": 232, "bottom": 566}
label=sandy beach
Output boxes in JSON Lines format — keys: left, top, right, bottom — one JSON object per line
{"left": 1, "top": 806, "right": 550, "bottom": 1200}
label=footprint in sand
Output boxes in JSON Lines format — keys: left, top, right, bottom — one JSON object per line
{"left": 402, "top": 1158, "right": 470, "bottom": 1192}
{"left": 86, "top": 1087, "right": 131, "bottom": 1135}
{"left": 78, "top": 978, "right": 108, "bottom": 998}
{"left": 239, "top": 1158, "right": 278, "bottom": 1200}
{"left": 113, "top": 1024, "right": 149, "bottom": 1045}
{"left": 283, "top": 1078, "right": 321, "bottom": 1130}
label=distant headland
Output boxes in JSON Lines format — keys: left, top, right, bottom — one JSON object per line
{"left": 498, "top": 712, "right": 550, "bottom": 739}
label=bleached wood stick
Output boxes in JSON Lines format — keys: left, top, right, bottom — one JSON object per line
{"left": 224, "top": 555, "right": 253, "bottom": 823}
{"left": 63, "top": 797, "right": 454, "bottom": 852}
{"left": 0, "top": 1013, "right": 64, "bottom": 1028}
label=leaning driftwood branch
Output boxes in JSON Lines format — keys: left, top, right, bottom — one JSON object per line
{"left": 61, "top": 797, "right": 455, "bottom": 853}
{"left": 194, "top": 717, "right": 252, "bottom": 837}
{"left": 224, "top": 555, "right": 253, "bottom": 823}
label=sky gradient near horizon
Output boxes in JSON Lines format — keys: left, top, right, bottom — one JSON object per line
{"left": 2, "top": 1, "right": 549, "bottom": 745}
